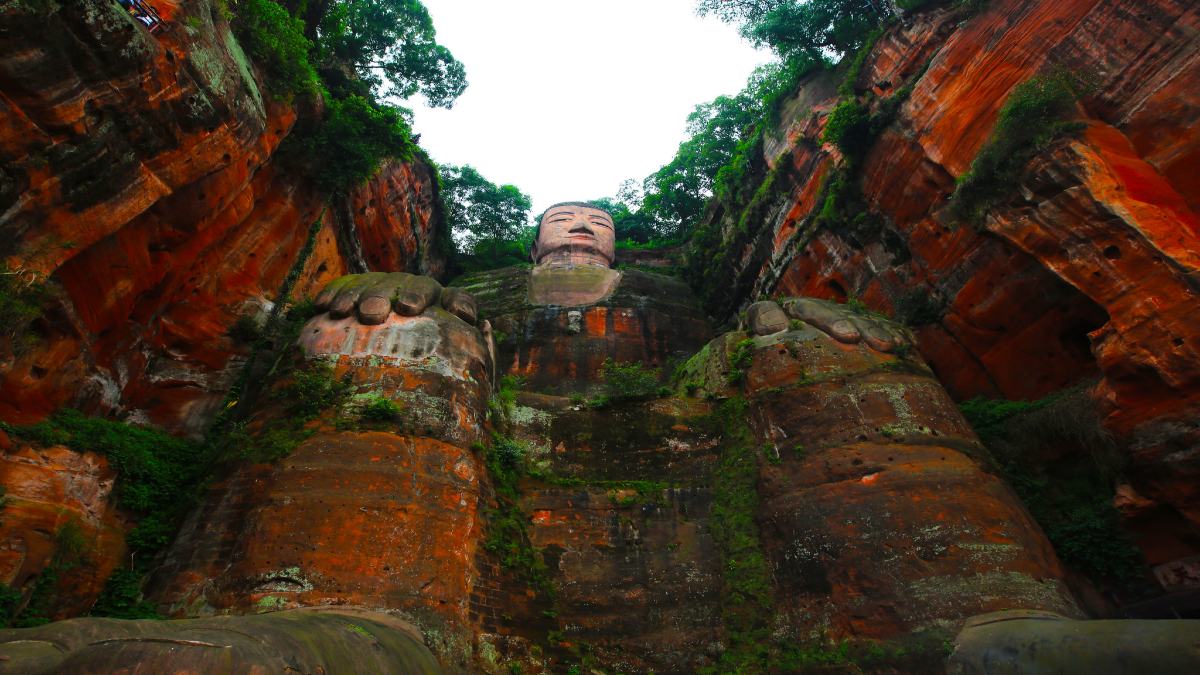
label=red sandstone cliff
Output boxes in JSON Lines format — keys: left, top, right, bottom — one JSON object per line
{"left": 0, "top": 0, "right": 446, "bottom": 437}
{"left": 696, "top": 0, "right": 1200, "bottom": 574}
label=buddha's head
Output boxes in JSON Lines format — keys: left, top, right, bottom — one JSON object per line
{"left": 531, "top": 202, "right": 616, "bottom": 267}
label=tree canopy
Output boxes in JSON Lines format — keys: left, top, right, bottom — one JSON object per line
{"left": 440, "top": 165, "right": 533, "bottom": 263}
{"left": 697, "top": 0, "right": 893, "bottom": 60}
{"left": 304, "top": 0, "right": 467, "bottom": 106}
{"left": 230, "top": 0, "right": 466, "bottom": 194}
{"left": 588, "top": 57, "right": 821, "bottom": 245}
{"left": 588, "top": 0, "right": 899, "bottom": 246}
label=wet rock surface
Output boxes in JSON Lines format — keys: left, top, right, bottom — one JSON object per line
{"left": 947, "top": 609, "right": 1200, "bottom": 675}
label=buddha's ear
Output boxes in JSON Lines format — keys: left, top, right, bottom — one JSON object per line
{"left": 529, "top": 239, "right": 538, "bottom": 263}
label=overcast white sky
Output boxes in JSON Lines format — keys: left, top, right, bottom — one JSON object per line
{"left": 409, "top": 0, "right": 770, "bottom": 217}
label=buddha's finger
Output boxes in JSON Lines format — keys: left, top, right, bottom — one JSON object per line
{"left": 357, "top": 273, "right": 408, "bottom": 325}
{"left": 784, "top": 298, "right": 862, "bottom": 344}
{"left": 393, "top": 275, "right": 443, "bottom": 316}
{"left": 747, "top": 300, "right": 789, "bottom": 336}
{"left": 440, "top": 287, "right": 478, "bottom": 325}
{"left": 328, "top": 272, "right": 387, "bottom": 319}
{"left": 847, "top": 315, "right": 900, "bottom": 353}
{"left": 315, "top": 275, "right": 360, "bottom": 312}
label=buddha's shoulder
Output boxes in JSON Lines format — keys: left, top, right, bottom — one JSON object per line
{"left": 608, "top": 267, "right": 705, "bottom": 316}
{"left": 447, "top": 264, "right": 531, "bottom": 318}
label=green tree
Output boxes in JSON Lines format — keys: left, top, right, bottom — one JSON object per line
{"left": 230, "top": 1, "right": 465, "bottom": 192}
{"left": 297, "top": 95, "right": 415, "bottom": 194}
{"left": 697, "top": 0, "right": 893, "bottom": 60}
{"left": 440, "top": 165, "right": 532, "bottom": 261}
{"left": 587, "top": 197, "right": 658, "bottom": 244}
{"left": 638, "top": 58, "right": 822, "bottom": 236}
{"left": 229, "top": 0, "right": 319, "bottom": 96}
{"left": 284, "top": 0, "right": 466, "bottom": 106}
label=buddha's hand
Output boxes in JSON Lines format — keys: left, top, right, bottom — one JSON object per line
{"left": 747, "top": 297, "right": 910, "bottom": 353}
{"left": 314, "top": 272, "right": 478, "bottom": 326}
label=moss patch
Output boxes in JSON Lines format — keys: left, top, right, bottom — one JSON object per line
{"left": 947, "top": 70, "right": 1087, "bottom": 226}
{"left": 697, "top": 397, "right": 775, "bottom": 673}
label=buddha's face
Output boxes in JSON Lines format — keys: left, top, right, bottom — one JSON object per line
{"left": 532, "top": 203, "right": 616, "bottom": 267}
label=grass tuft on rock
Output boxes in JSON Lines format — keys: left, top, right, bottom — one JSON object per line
{"left": 948, "top": 71, "right": 1086, "bottom": 226}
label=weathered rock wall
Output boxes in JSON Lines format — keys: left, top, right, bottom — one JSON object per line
{"left": 696, "top": 0, "right": 1200, "bottom": 568}
{"left": 0, "top": 0, "right": 446, "bottom": 436}
{"left": 0, "top": 437, "right": 127, "bottom": 622}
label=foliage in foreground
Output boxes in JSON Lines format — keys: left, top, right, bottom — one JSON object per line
{"left": 587, "top": 359, "right": 665, "bottom": 408}
{"left": 306, "top": 0, "right": 466, "bottom": 106}
{"left": 229, "top": 0, "right": 319, "bottom": 96}
{"left": 605, "top": 58, "right": 824, "bottom": 243}
{"left": 699, "top": 397, "right": 775, "bottom": 672}
{"left": 959, "top": 385, "right": 1144, "bottom": 583}
{"left": 1, "top": 411, "right": 208, "bottom": 621}
{"left": 478, "top": 430, "right": 555, "bottom": 602}
{"left": 4, "top": 411, "right": 204, "bottom": 555}
{"left": 0, "top": 265, "right": 50, "bottom": 354}
{"left": 697, "top": 0, "right": 893, "bottom": 61}
{"left": 440, "top": 164, "right": 533, "bottom": 264}
{"left": 292, "top": 95, "right": 416, "bottom": 194}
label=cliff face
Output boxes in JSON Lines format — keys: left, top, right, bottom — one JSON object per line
{"left": 4, "top": 0, "right": 1200, "bottom": 670}
{"left": 699, "top": 0, "right": 1200, "bottom": 567}
{"left": 0, "top": 437, "right": 127, "bottom": 620}
{"left": 0, "top": 0, "right": 445, "bottom": 437}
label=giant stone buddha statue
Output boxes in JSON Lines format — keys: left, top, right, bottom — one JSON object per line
{"left": 12, "top": 202, "right": 1196, "bottom": 673}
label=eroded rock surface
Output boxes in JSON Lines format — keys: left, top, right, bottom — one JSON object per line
{"left": 696, "top": 0, "right": 1200, "bottom": 579}
{"left": 144, "top": 273, "right": 491, "bottom": 669}
{"left": 0, "top": 443, "right": 126, "bottom": 621}
{"left": 0, "top": 1, "right": 445, "bottom": 435}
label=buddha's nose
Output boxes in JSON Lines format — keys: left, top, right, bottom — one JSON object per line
{"left": 568, "top": 221, "right": 594, "bottom": 235}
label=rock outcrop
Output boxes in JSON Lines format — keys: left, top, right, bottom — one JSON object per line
{"left": 146, "top": 272, "right": 493, "bottom": 669}
{"left": 0, "top": 441, "right": 127, "bottom": 622}
{"left": 0, "top": 0, "right": 445, "bottom": 436}
{"left": 0, "top": 607, "right": 442, "bottom": 674}
{"left": 695, "top": 0, "right": 1200, "bottom": 580}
